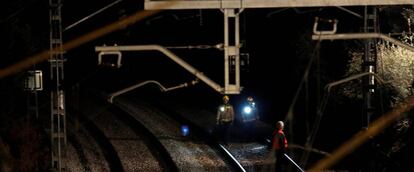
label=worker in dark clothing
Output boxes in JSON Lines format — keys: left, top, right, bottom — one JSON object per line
{"left": 273, "top": 121, "right": 288, "bottom": 172}
{"left": 216, "top": 95, "right": 235, "bottom": 145}
{"left": 241, "top": 96, "right": 259, "bottom": 141}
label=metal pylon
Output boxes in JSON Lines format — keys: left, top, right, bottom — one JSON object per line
{"left": 49, "top": 0, "right": 66, "bottom": 171}
{"left": 223, "top": 8, "right": 242, "bottom": 94}
{"left": 362, "top": 6, "right": 378, "bottom": 128}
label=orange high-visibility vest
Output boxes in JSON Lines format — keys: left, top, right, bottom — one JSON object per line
{"left": 273, "top": 129, "right": 288, "bottom": 150}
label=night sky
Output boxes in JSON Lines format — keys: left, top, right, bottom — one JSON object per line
{"left": 1, "top": 0, "right": 413, "bottom": 171}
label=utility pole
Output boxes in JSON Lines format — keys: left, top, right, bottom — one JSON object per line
{"left": 49, "top": 0, "right": 66, "bottom": 171}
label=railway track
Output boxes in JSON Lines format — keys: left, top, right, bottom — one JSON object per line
{"left": 65, "top": 94, "right": 176, "bottom": 171}
{"left": 145, "top": 98, "right": 248, "bottom": 172}
{"left": 64, "top": 89, "right": 254, "bottom": 171}
{"left": 113, "top": 95, "right": 247, "bottom": 171}
{"left": 108, "top": 106, "right": 178, "bottom": 171}
{"left": 69, "top": 109, "right": 124, "bottom": 172}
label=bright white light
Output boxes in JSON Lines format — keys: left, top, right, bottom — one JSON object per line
{"left": 220, "top": 106, "right": 225, "bottom": 112}
{"left": 243, "top": 106, "right": 252, "bottom": 114}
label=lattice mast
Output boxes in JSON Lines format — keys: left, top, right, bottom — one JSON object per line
{"left": 49, "top": 0, "right": 66, "bottom": 171}
{"left": 362, "top": 6, "right": 378, "bottom": 128}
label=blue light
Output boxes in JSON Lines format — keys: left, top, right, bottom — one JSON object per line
{"left": 181, "top": 125, "right": 190, "bottom": 136}
{"left": 243, "top": 106, "right": 252, "bottom": 114}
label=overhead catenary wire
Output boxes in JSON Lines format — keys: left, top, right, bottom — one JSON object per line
{"left": 0, "top": 8, "right": 164, "bottom": 78}
{"left": 309, "top": 95, "right": 414, "bottom": 171}
{"left": 300, "top": 71, "right": 389, "bottom": 167}
{"left": 64, "top": 0, "right": 124, "bottom": 31}
{"left": 283, "top": 35, "right": 322, "bottom": 157}
{"left": 0, "top": 0, "right": 39, "bottom": 23}
{"left": 284, "top": 36, "right": 322, "bottom": 123}
{"left": 280, "top": 33, "right": 322, "bottom": 169}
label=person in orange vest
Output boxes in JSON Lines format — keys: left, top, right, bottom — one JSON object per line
{"left": 273, "top": 121, "right": 288, "bottom": 172}
{"left": 216, "top": 95, "right": 235, "bottom": 145}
